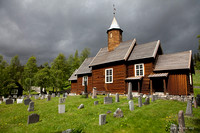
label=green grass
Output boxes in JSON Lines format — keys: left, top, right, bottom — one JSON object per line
{"left": 194, "top": 88, "right": 200, "bottom": 97}
{"left": 0, "top": 96, "right": 200, "bottom": 133}
{"left": 193, "top": 70, "right": 200, "bottom": 86}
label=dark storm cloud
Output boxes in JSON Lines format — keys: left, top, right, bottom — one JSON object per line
{"left": 0, "top": 0, "right": 199, "bottom": 65}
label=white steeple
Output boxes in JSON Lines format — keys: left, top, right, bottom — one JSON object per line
{"left": 108, "top": 16, "right": 121, "bottom": 30}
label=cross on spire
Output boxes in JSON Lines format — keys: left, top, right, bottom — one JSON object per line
{"left": 113, "top": 4, "right": 116, "bottom": 16}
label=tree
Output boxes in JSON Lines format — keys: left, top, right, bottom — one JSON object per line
{"left": 22, "top": 56, "right": 38, "bottom": 93}
{"left": 0, "top": 55, "right": 9, "bottom": 95}
{"left": 195, "top": 35, "right": 200, "bottom": 69}
{"left": 80, "top": 48, "right": 90, "bottom": 64}
{"left": 34, "top": 62, "right": 51, "bottom": 94}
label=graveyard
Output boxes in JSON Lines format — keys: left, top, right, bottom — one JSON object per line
{"left": 0, "top": 90, "right": 200, "bottom": 133}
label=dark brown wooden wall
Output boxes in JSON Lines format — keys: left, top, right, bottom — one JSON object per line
{"left": 70, "top": 81, "right": 78, "bottom": 93}
{"left": 77, "top": 75, "right": 93, "bottom": 94}
{"left": 92, "top": 64, "right": 126, "bottom": 94}
{"left": 127, "top": 62, "right": 153, "bottom": 94}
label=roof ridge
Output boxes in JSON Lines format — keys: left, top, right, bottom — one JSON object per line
{"left": 124, "top": 38, "right": 136, "bottom": 61}
{"left": 152, "top": 40, "right": 160, "bottom": 58}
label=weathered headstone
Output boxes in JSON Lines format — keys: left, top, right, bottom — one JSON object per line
{"left": 129, "top": 100, "right": 134, "bottom": 111}
{"left": 99, "top": 114, "right": 106, "bottom": 125}
{"left": 127, "top": 82, "right": 133, "bottom": 100}
{"left": 58, "top": 104, "right": 65, "bottom": 113}
{"left": 17, "top": 99, "right": 23, "bottom": 104}
{"left": 113, "top": 108, "right": 124, "bottom": 118}
{"left": 27, "top": 113, "right": 40, "bottom": 124}
{"left": 104, "top": 97, "right": 112, "bottom": 104}
{"left": 59, "top": 98, "right": 65, "bottom": 104}
{"left": 78, "top": 104, "right": 84, "bottom": 109}
{"left": 52, "top": 93, "right": 55, "bottom": 97}
{"left": 115, "top": 93, "right": 119, "bottom": 102}
{"left": 185, "top": 99, "right": 193, "bottom": 116}
{"left": 28, "top": 101, "right": 34, "bottom": 112}
{"left": 94, "top": 101, "right": 99, "bottom": 105}
{"left": 178, "top": 110, "right": 185, "bottom": 133}
{"left": 92, "top": 87, "right": 97, "bottom": 99}
{"left": 57, "top": 93, "right": 60, "bottom": 97}
{"left": 170, "top": 124, "right": 178, "bottom": 133}
{"left": 143, "top": 97, "right": 150, "bottom": 105}
{"left": 47, "top": 95, "right": 51, "bottom": 101}
{"left": 138, "top": 96, "right": 142, "bottom": 107}
{"left": 6, "top": 99, "right": 13, "bottom": 105}
{"left": 24, "top": 98, "right": 31, "bottom": 105}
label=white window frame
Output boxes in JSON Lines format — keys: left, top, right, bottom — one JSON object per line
{"left": 135, "top": 63, "right": 145, "bottom": 76}
{"left": 82, "top": 76, "right": 88, "bottom": 86}
{"left": 105, "top": 68, "right": 113, "bottom": 83}
{"left": 189, "top": 73, "right": 192, "bottom": 85}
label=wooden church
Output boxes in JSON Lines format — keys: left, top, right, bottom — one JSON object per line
{"left": 69, "top": 16, "right": 194, "bottom": 96}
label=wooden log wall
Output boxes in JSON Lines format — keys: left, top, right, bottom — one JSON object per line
{"left": 77, "top": 74, "right": 93, "bottom": 94}
{"left": 70, "top": 81, "right": 78, "bottom": 93}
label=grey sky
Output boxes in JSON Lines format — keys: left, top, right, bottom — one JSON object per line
{"left": 0, "top": 0, "right": 199, "bottom": 65}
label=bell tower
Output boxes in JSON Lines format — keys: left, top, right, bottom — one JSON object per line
{"left": 107, "top": 5, "right": 123, "bottom": 51}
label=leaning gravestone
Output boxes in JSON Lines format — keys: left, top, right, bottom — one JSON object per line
{"left": 138, "top": 96, "right": 142, "bottom": 107}
{"left": 78, "top": 104, "right": 84, "bottom": 109}
{"left": 129, "top": 100, "right": 134, "bottom": 111}
{"left": 99, "top": 114, "right": 106, "bottom": 125}
{"left": 58, "top": 104, "right": 65, "bottom": 113}
{"left": 185, "top": 99, "right": 193, "bottom": 116}
{"left": 104, "top": 97, "right": 112, "bottom": 104}
{"left": 17, "top": 99, "right": 23, "bottom": 104}
{"left": 27, "top": 113, "right": 40, "bottom": 124}
{"left": 127, "top": 82, "right": 133, "bottom": 100}
{"left": 178, "top": 110, "right": 185, "bottom": 133}
{"left": 28, "top": 101, "right": 34, "bottom": 112}
{"left": 115, "top": 93, "right": 119, "bottom": 102}
{"left": 6, "top": 99, "right": 13, "bottom": 105}
{"left": 113, "top": 108, "right": 124, "bottom": 118}
{"left": 143, "top": 97, "right": 150, "bottom": 105}
{"left": 94, "top": 101, "right": 99, "bottom": 105}
{"left": 24, "top": 98, "right": 31, "bottom": 105}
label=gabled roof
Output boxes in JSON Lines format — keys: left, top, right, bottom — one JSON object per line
{"left": 154, "top": 50, "right": 192, "bottom": 71}
{"left": 68, "top": 69, "right": 78, "bottom": 81}
{"left": 89, "top": 39, "right": 136, "bottom": 67}
{"left": 76, "top": 57, "right": 94, "bottom": 75}
{"left": 128, "top": 40, "right": 161, "bottom": 61}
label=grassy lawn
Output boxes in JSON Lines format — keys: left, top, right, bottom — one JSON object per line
{"left": 0, "top": 95, "right": 200, "bottom": 133}
{"left": 193, "top": 70, "right": 200, "bottom": 86}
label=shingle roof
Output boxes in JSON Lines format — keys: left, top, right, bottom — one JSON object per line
{"left": 154, "top": 50, "right": 192, "bottom": 71}
{"left": 68, "top": 69, "right": 78, "bottom": 81}
{"left": 89, "top": 39, "right": 136, "bottom": 67}
{"left": 128, "top": 40, "right": 161, "bottom": 61}
{"left": 76, "top": 57, "right": 94, "bottom": 75}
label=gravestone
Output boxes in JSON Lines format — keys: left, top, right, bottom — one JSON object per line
{"left": 185, "top": 99, "right": 193, "bottom": 116}
{"left": 58, "top": 104, "right": 65, "bottom": 113}
{"left": 193, "top": 97, "right": 197, "bottom": 108}
{"left": 104, "top": 97, "right": 112, "bottom": 104}
{"left": 94, "top": 101, "right": 99, "bottom": 105}
{"left": 140, "top": 93, "right": 143, "bottom": 97}
{"left": 17, "top": 99, "right": 23, "bottom": 104}
{"left": 13, "top": 95, "right": 17, "bottom": 99}
{"left": 170, "top": 124, "right": 178, "bottom": 133}
{"left": 107, "top": 93, "right": 110, "bottom": 97}
{"left": 92, "top": 87, "right": 97, "bottom": 99}
{"left": 138, "top": 96, "right": 142, "bottom": 107}
{"left": 24, "top": 98, "right": 31, "bottom": 105}
{"left": 113, "top": 108, "right": 124, "bottom": 118}
{"left": 78, "top": 104, "right": 84, "bottom": 109}
{"left": 52, "top": 93, "right": 55, "bottom": 97}
{"left": 115, "top": 93, "right": 119, "bottom": 102}
{"left": 99, "top": 114, "right": 106, "bottom": 125}
{"left": 129, "top": 100, "right": 134, "bottom": 111}
{"left": 47, "top": 95, "right": 51, "bottom": 101}
{"left": 57, "top": 93, "right": 60, "bottom": 97}
{"left": 178, "top": 110, "right": 185, "bottom": 133}
{"left": 196, "top": 94, "right": 200, "bottom": 106}
{"left": 65, "top": 93, "right": 68, "bottom": 98}
{"left": 27, "top": 113, "right": 40, "bottom": 124}
{"left": 127, "top": 82, "right": 133, "bottom": 100}
{"left": 155, "top": 95, "right": 158, "bottom": 100}
{"left": 6, "top": 99, "right": 13, "bottom": 105}
{"left": 62, "top": 129, "right": 72, "bottom": 133}
{"left": 143, "top": 97, "right": 150, "bottom": 105}
{"left": 39, "top": 94, "right": 41, "bottom": 97}
{"left": 152, "top": 95, "right": 155, "bottom": 102}
{"left": 28, "top": 101, "right": 34, "bottom": 112}
{"left": 34, "top": 95, "right": 39, "bottom": 100}
{"left": 59, "top": 98, "right": 65, "bottom": 104}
